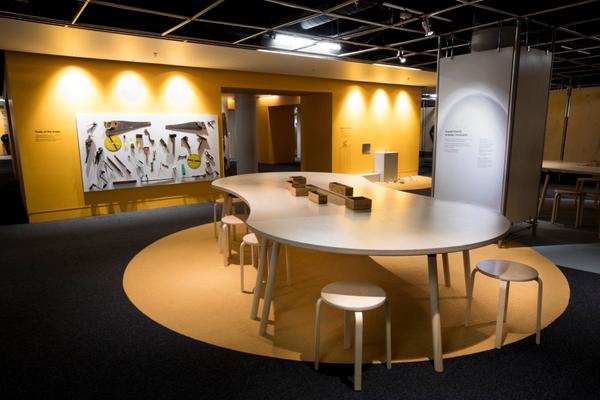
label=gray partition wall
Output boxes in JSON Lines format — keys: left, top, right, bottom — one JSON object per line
{"left": 433, "top": 36, "right": 552, "bottom": 224}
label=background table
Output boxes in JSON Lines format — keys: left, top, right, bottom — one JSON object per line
{"left": 213, "top": 172, "right": 510, "bottom": 372}
{"left": 538, "top": 160, "right": 600, "bottom": 217}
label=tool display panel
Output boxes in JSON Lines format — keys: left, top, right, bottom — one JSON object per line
{"left": 76, "top": 113, "right": 220, "bottom": 192}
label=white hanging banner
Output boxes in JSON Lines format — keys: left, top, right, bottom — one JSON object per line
{"left": 434, "top": 48, "right": 513, "bottom": 212}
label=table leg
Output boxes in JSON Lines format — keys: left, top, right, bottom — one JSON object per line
{"left": 260, "top": 241, "right": 280, "bottom": 336}
{"left": 462, "top": 250, "right": 471, "bottom": 296}
{"left": 250, "top": 236, "right": 269, "bottom": 320}
{"left": 427, "top": 254, "right": 444, "bottom": 372}
{"left": 537, "top": 172, "right": 550, "bottom": 218}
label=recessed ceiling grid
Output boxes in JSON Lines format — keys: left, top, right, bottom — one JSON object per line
{"left": 0, "top": 0, "right": 599, "bottom": 86}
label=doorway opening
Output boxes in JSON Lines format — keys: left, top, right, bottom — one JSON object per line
{"left": 221, "top": 89, "right": 332, "bottom": 176}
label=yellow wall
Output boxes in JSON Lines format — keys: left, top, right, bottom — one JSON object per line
{"left": 543, "top": 89, "right": 567, "bottom": 160}
{"left": 256, "top": 95, "right": 299, "bottom": 164}
{"left": 564, "top": 86, "right": 600, "bottom": 161}
{"left": 544, "top": 87, "right": 600, "bottom": 161}
{"left": 5, "top": 51, "right": 422, "bottom": 222}
{"left": 332, "top": 86, "right": 420, "bottom": 175}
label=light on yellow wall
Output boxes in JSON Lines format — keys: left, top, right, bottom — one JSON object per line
{"left": 115, "top": 71, "right": 148, "bottom": 105}
{"left": 345, "top": 87, "right": 366, "bottom": 113}
{"left": 371, "top": 89, "right": 391, "bottom": 115}
{"left": 394, "top": 90, "right": 411, "bottom": 114}
{"left": 164, "top": 75, "right": 194, "bottom": 106}
{"left": 55, "top": 66, "right": 96, "bottom": 105}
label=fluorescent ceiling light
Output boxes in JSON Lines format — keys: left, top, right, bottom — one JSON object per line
{"left": 257, "top": 49, "right": 335, "bottom": 60}
{"left": 374, "top": 63, "right": 421, "bottom": 71}
{"left": 267, "top": 33, "right": 341, "bottom": 55}
{"left": 300, "top": 41, "right": 341, "bottom": 55}
{"left": 270, "top": 33, "right": 315, "bottom": 51}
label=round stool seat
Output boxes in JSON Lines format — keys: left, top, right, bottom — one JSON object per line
{"left": 476, "top": 259, "right": 538, "bottom": 282}
{"left": 242, "top": 233, "right": 259, "bottom": 246}
{"left": 321, "top": 281, "right": 386, "bottom": 312}
{"left": 221, "top": 215, "right": 246, "bottom": 225}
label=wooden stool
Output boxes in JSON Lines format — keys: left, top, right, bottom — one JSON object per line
{"left": 466, "top": 259, "right": 543, "bottom": 349}
{"left": 220, "top": 214, "right": 246, "bottom": 266}
{"left": 551, "top": 189, "right": 583, "bottom": 227}
{"left": 314, "top": 281, "right": 391, "bottom": 391}
{"left": 213, "top": 197, "right": 245, "bottom": 239}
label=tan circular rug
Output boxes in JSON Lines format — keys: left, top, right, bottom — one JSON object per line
{"left": 123, "top": 223, "right": 569, "bottom": 364}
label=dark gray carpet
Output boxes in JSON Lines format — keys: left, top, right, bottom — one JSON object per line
{"left": 2, "top": 202, "right": 600, "bottom": 399}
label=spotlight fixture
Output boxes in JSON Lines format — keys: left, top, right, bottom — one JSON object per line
{"left": 421, "top": 18, "right": 434, "bottom": 37}
{"left": 397, "top": 50, "right": 406, "bottom": 64}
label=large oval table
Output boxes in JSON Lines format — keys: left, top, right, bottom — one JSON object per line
{"left": 212, "top": 172, "right": 511, "bottom": 372}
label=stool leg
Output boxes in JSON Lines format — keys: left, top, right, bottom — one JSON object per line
{"left": 385, "top": 300, "right": 391, "bottom": 370}
{"left": 251, "top": 245, "right": 256, "bottom": 269}
{"left": 285, "top": 245, "right": 292, "bottom": 286}
{"left": 222, "top": 224, "right": 230, "bottom": 267}
{"left": 344, "top": 311, "right": 352, "bottom": 349}
{"left": 354, "top": 311, "right": 363, "bottom": 391}
{"left": 576, "top": 195, "right": 583, "bottom": 228}
{"left": 465, "top": 269, "right": 478, "bottom": 326}
{"left": 503, "top": 281, "right": 510, "bottom": 322}
{"left": 536, "top": 277, "right": 543, "bottom": 345}
{"left": 232, "top": 225, "right": 237, "bottom": 241}
{"left": 442, "top": 253, "right": 451, "bottom": 287}
{"left": 495, "top": 280, "right": 509, "bottom": 349}
{"left": 213, "top": 203, "right": 218, "bottom": 239}
{"left": 551, "top": 193, "right": 560, "bottom": 224}
{"left": 462, "top": 250, "right": 471, "bottom": 296}
{"left": 240, "top": 241, "right": 246, "bottom": 292}
{"left": 314, "top": 298, "right": 322, "bottom": 370}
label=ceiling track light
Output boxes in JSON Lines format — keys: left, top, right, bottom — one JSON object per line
{"left": 397, "top": 49, "right": 406, "bottom": 64}
{"left": 421, "top": 17, "right": 434, "bottom": 37}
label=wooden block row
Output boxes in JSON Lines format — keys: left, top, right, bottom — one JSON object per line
{"left": 308, "top": 190, "right": 327, "bottom": 204}
{"left": 345, "top": 196, "right": 372, "bottom": 210}
{"left": 329, "top": 182, "right": 354, "bottom": 196}
{"left": 290, "top": 175, "right": 307, "bottom": 184}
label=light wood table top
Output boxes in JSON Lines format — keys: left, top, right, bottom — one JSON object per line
{"left": 542, "top": 160, "right": 600, "bottom": 175}
{"left": 213, "top": 172, "right": 510, "bottom": 256}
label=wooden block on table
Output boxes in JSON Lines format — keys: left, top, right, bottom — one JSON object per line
{"left": 329, "top": 182, "right": 353, "bottom": 196}
{"left": 290, "top": 176, "right": 307, "bottom": 185}
{"left": 345, "top": 196, "right": 372, "bottom": 210}
{"left": 290, "top": 185, "right": 309, "bottom": 196}
{"left": 308, "top": 190, "right": 327, "bottom": 204}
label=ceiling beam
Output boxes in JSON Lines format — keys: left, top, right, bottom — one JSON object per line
{"left": 71, "top": 0, "right": 90, "bottom": 25}
{"left": 89, "top": 0, "right": 187, "bottom": 20}
{"left": 263, "top": 0, "right": 422, "bottom": 34}
{"left": 233, "top": 0, "right": 357, "bottom": 45}
{"left": 161, "top": 0, "right": 226, "bottom": 37}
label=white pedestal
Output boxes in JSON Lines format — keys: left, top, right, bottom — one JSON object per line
{"left": 374, "top": 152, "right": 398, "bottom": 182}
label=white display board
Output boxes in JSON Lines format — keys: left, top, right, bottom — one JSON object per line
{"left": 433, "top": 48, "right": 513, "bottom": 212}
{"left": 76, "top": 113, "right": 220, "bottom": 192}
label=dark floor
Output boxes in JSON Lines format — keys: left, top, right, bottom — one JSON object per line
{"left": 0, "top": 159, "right": 27, "bottom": 224}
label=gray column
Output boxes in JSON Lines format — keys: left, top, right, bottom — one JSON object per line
{"left": 234, "top": 94, "right": 257, "bottom": 174}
